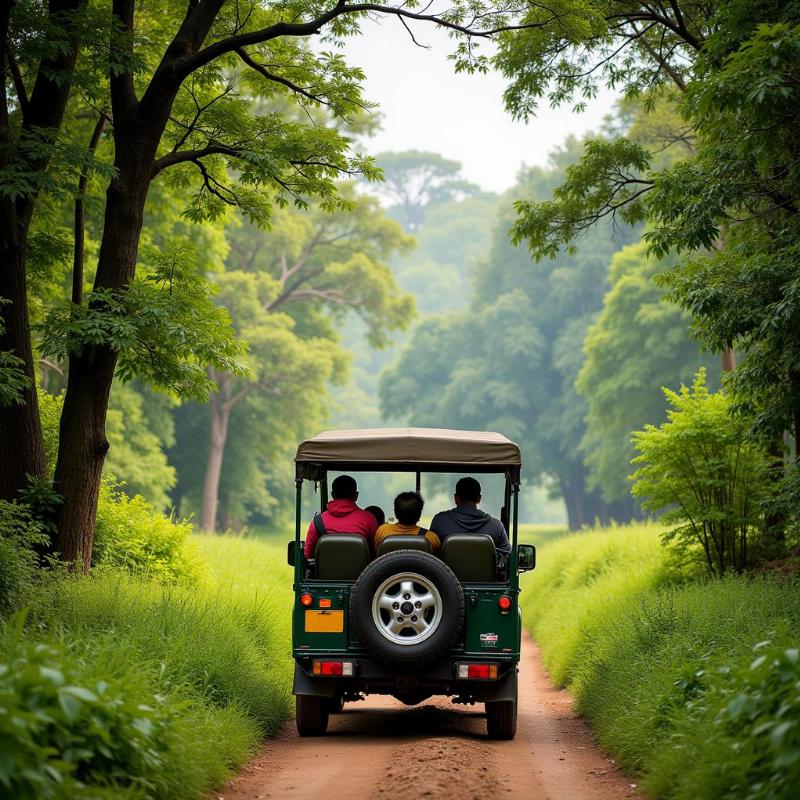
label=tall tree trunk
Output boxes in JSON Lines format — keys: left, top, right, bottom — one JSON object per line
{"left": 0, "top": 223, "right": 47, "bottom": 497}
{"left": 52, "top": 140, "right": 155, "bottom": 568}
{"left": 200, "top": 392, "right": 230, "bottom": 531}
{"left": 52, "top": 349, "right": 116, "bottom": 569}
{"left": 721, "top": 346, "right": 735, "bottom": 373}
{"left": 561, "top": 476, "right": 585, "bottom": 531}
{"left": 0, "top": 0, "right": 87, "bottom": 499}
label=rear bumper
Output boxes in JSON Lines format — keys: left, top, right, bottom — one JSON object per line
{"left": 292, "top": 657, "right": 518, "bottom": 703}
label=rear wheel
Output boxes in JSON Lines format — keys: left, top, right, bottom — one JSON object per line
{"left": 486, "top": 688, "right": 517, "bottom": 740}
{"left": 296, "top": 695, "right": 329, "bottom": 736}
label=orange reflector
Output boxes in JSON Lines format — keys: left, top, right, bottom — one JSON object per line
{"left": 300, "top": 593, "right": 313, "bottom": 607}
{"left": 319, "top": 598, "right": 332, "bottom": 608}
{"left": 498, "top": 595, "right": 512, "bottom": 611}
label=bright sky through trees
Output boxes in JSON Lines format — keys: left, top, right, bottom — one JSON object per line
{"left": 343, "top": 19, "right": 619, "bottom": 192}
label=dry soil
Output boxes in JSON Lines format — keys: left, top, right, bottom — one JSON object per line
{"left": 216, "top": 633, "right": 640, "bottom": 800}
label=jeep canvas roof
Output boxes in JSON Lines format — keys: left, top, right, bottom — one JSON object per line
{"left": 295, "top": 427, "right": 521, "bottom": 481}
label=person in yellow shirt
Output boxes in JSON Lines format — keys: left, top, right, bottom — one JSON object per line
{"left": 375, "top": 492, "right": 441, "bottom": 553}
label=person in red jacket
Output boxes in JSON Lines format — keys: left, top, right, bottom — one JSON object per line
{"left": 303, "top": 475, "right": 378, "bottom": 558}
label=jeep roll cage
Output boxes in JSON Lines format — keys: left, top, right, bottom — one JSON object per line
{"left": 292, "top": 427, "right": 523, "bottom": 588}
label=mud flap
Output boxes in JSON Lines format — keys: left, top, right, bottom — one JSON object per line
{"left": 468, "top": 667, "right": 518, "bottom": 703}
{"left": 292, "top": 662, "right": 337, "bottom": 698}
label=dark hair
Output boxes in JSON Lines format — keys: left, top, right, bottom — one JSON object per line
{"left": 455, "top": 476, "right": 481, "bottom": 503}
{"left": 365, "top": 505, "right": 385, "bottom": 526}
{"left": 331, "top": 474, "right": 358, "bottom": 500}
{"left": 394, "top": 492, "right": 424, "bottom": 525}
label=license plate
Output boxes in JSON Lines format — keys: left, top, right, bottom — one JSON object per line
{"left": 305, "top": 610, "right": 344, "bottom": 633}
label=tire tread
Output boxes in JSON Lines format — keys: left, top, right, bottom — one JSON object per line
{"left": 296, "top": 694, "right": 329, "bottom": 736}
{"left": 486, "top": 699, "right": 517, "bottom": 740}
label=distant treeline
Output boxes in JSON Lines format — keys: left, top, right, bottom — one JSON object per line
{"left": 371, "top": 132, "right": 715, "bottom": 530}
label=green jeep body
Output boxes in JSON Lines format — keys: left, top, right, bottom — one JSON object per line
{"left": 288, "top": 428, "right": 535, "bottom": 739}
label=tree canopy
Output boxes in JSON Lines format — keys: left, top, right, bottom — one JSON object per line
{"left": 373, "top": 150, "right": 480, "bottom": 231}
{"left": 1, "top": 0, "right": 540, "bottom": 568}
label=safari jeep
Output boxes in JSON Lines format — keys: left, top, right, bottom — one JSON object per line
{"left": 287, "top": 428, "right": 535, "bottom": 740}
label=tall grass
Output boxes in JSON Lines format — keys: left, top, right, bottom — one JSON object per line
{"left": 1, "top": 535, "right": 294, "bottom": 799}
{"left": 521, "top": 524, "right": 800, "bottom": 799}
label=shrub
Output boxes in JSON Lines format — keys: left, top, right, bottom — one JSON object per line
{"left": 631, "top": 369, "right": 770, "bottom": 575}
{"left": 38, "top": 390, "right": 63, "bottom": 476}
{"left": 0, "top": 612, "right": 257, "bottom": 800}
{"left": 93, "top": 486, "right": 200, "bottom": 582}
{"left": 0, "top": 614, "right": 169, "bottom": 799}
{"left": 648, "top": 639, "right": 800, "bottom": 800}
{"left": 0, "top": 501, "right": 48, "bottom": 614}
{"left": 0, "top": 535, "right": 293, "bottom": 798}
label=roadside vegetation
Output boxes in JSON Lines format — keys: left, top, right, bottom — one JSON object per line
{"left": 522, "top": 525, "right": 800, "bottom": 800}
{"left": 0, "top": 504, "right": 291, "bottom": 800}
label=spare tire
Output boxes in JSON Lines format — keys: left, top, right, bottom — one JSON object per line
{"left": 350, "top": 550, "right": 464, "bottom": 667}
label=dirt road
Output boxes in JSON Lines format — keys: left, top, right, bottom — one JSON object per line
{"left": 217, "top": 633, "right": 638, "bottom": 800}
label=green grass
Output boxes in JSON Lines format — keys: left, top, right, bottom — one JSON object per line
{"left": 521, "top": 524, "right": 800, "bottom": 799}
{"left": 1, "top": 535, "right": 293, "bottom": 800}
{"left": 517, "top": 522, "right": 568, "bottom": 548}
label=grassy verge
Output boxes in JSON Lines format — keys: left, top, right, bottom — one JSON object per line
{"left": 521, "top": 524, "right": 800, "bottom": 799}
{"left": 1, "top": 535, "right": 293, "bottom": 799}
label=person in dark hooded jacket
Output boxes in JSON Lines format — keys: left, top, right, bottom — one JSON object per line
{"left": 430, "top": 477, "right": 511, "bottom": 560}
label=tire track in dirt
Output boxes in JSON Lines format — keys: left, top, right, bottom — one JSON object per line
{"left": 214, "top": 633, "right": 640, "bottom": 800}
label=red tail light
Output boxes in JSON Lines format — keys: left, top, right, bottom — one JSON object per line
{"left": 312, "top": 660, "right": 354, "bottom": 677}
{"left": 457, "top": 663, "right": 499, "bottom": 680}
{"left": 300, "top": 593, "right": 313, "bottom": 607}
{"left": 498, "top": 595, "right": 512, "bottom": 612}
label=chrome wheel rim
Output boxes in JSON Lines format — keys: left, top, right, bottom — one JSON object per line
{"left": 371, "top": 572, "right": 442, "bottom": 646}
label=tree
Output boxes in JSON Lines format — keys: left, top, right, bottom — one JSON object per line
{"left": 631, "top": 370, "right": 770, "bottom": 575}
{"left": 0, "top": 0, "right": 95, "bottom": 497}
{"left": 372, "top": 150, "right": 479, "bottom": 231}
{"left": 577, "top": 240, "right": 717, "bottom": 506}
{"left": 2, "top": 0, "right": 545, "bottom": 570}
{"left": 195, "top": 194, "right": 412, "bottom": 531}
{"left": 498, "top": 0, "right": 800, "bottom": 548}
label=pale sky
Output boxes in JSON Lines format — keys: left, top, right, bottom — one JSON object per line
{"left": 342, "top": 19, "right": 619, "bottom": 194}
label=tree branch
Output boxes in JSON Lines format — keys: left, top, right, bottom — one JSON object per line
{"left": 109, "top": 0, "right": 138, "bottom": 123}
{"left": 176, "top": 3, "right": 554, "bottom": 81}
{"left": 73, "top": 112, "right": 108, "bottom": 306}
{"left": 235, "top": 47, "right": 331, "bottom": 107}
{"left": 152, "top": 143, "right": 242, "bottom": 176}
{"left": 222, "top": 382, "right": 253, "bottom": 412}
{"left": 6, "top": 52, "right": 28, "bottom": 115}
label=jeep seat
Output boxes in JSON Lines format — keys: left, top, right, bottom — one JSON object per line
{"left": 441, "top": 533, "right": 496, "bottom": 582}
{"left": 315, "top": 534, "right": 370, "bottom": 581}
{"left": 376, "top": 535, "right": 432, "bottom": 557}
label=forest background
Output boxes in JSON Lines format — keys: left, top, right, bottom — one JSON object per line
{"left": 37, "top": 108, "right": 716, "bottom": 535}
{"left": 83, "top": 110, "right": 714, "bottom": 534}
